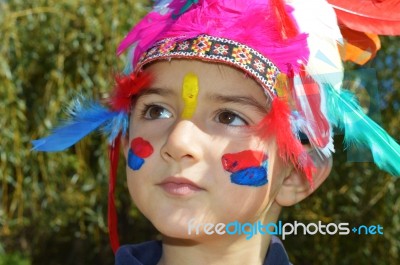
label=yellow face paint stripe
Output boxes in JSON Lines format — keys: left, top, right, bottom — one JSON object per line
{"left": 181, "top": 73, "right": 199, "bottom": 119}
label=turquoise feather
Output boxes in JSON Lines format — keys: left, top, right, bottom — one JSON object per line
{"left": 325, "top": 84, "right": 400, "bottom": 176}
{"left": 176, "top": 0, "right": 199, "bottom": 16}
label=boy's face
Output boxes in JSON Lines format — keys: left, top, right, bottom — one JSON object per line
{"left": 124, "top": 60, "right": 289, "bottom": 241}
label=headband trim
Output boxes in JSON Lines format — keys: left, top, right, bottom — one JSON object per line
{"left": 136, "top": 35, "right": 281, "bottom": 98}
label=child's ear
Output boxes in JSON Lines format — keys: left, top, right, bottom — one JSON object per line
{"left": 275, "top": 153, "right": 332, "bottom": 207}
{"left": 121, "top": 135, "right": 130, "bottom": 159}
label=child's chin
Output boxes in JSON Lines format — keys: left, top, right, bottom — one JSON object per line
{"left": 152, "top": 218, "right": 226, "bottom": 243}
{"left": 152, "top": 220, "right": 191, "bottom": 239}
{"left": 158, "top": 229, "right": 221, "bottom": 243}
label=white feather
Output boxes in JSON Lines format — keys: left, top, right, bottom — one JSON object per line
{"left": 289, "top": 0, "right": 344, "bottom": 89}
{"left": 287, "top": 0, "right": 344, "bottom": 157}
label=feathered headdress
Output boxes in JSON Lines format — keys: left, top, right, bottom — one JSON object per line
{"left": 33, "top": 0, "right": 400, "bottom": 252}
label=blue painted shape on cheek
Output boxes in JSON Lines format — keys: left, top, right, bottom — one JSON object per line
{"left": 128, "top": 149, "right": 145, "bottom": 170}
{"left": 230, "top": 166, "right": 268, "bottom": 187}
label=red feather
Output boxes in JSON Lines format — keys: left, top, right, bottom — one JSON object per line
{"left": 271, "top": 0, "right": 299, "bottom": 39}
{"left": 110, "top": 72, "right": 153, "bottom": 112}
{"left": 256, "top": 98, "right": 315, "bottom": 185}
{"left": 328, "top": 0, "right": 400, "bottom": 35}
{"left": 108, "top": 135, "right": 121, "bottom": 253}
{"left": 289, "top": 66, "right": 331, "bottom": 149}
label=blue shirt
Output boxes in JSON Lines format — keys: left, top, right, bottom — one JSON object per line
{"left": 115, "top": 236, "right": 291, "bottom": 265}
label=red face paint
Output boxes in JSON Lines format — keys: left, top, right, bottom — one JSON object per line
{"left": 130, "top": 137, "right": 154, "bottom": 158}
{"left": 222, "top": 150, "right": 266, "bottom": 173}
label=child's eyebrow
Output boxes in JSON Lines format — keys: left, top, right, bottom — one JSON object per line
{"left": 136, "top": 87, "right": 177, "bottom": 99}
{"left": 207, "top": 92, "right": 269, "bottom": 114}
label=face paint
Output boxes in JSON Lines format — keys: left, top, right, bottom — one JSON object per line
{"left": 181, "top": 73, "right": 199, "bottom": 119}
{"left": 130, "top": 137, "right": 154, "bottom": 158}
{"left": 128, "top": 137, "right": 154, "bottom": 171}
{"left": 222, "top": 150, "right": 265, "bottom": 172}
{"left": 128, "top": 150, "right": 145, "bottom": 170}
{"left": 222, "top": 150, "right": 269, "bottom": 187}
{"left": 230, "top": 166, "right": 267, "bottom": 187}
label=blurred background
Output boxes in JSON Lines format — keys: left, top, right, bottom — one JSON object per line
{"left": 1, "top": 1, "right": 399, "bottom": 264}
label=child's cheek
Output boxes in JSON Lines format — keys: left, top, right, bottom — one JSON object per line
{"left": 221, "top": 150, "right": 269, "bottom": 187}
{"left": 127, "top": 137, "right": 154, "bottom": 171}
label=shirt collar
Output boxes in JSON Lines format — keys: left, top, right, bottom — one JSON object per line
{"left": 115, "top": 236, "right": 291, "bottom": 265}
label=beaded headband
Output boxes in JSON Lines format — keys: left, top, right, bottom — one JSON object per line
{"left": 136, "top": 35, "right": 281, "bottom": 97}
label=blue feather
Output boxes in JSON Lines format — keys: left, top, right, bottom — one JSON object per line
{"left": 172, "top": 0, "right": 198, "bottom": 18}
{"left": 153, "top": 0, "right": 174, "bottom": 15}
{"left": 325, "top": 84, "right": 400, "bottom": 176}
{"left": 178, "top": 0, "right": 198, "bottom": 15}
{"left": 32, "top": 98, "right": 120, "bottom": 152}
{"left": 123, "top": 43, "right": 137, "bottom": 75}
{"left": 102, "top": 112, "right": 129, "bottom": 143}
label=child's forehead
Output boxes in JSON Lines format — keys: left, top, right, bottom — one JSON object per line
{"left": 141, "top": 59, "right": 270, "bottom": 110}
{"left": 144, "top": 59, "right": 265, "bottom": 90}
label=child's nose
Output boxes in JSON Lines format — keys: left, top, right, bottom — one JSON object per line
{"left": 161, "top": 120, "right": 205, "bottom": 164}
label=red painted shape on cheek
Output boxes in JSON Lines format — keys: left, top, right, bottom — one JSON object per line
{"left": 130, "top": 137, "right": 154, "bottom": 158}
{"left": 222, "top": 150, "right": 266, "bottom": 173}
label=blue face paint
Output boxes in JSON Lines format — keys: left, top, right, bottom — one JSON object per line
{"left": 230, "top": 165, "right": 268, "bottom": 187}
{"left": 128, "top": 149, "right": 145, "bottom": 170}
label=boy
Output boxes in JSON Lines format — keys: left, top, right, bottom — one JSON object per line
{"left": 33, "top": 0, "right": 400, "bottom": 264}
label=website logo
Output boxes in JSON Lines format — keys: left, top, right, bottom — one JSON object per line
{"left": 188, "top": 219, "right": 383, "bottom": 240}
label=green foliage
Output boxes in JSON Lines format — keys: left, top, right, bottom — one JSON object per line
{"left": 1, "top": 1, "right": 399, "bottom": 264}
{"left": 1, "top": 1, "right": 154, "bottom": 264}
{"left": 0, "top": 253, "right": 30, "bottom": 265}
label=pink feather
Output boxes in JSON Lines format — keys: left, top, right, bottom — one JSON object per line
{"left": 117, "top": 13, "right": 174, "bottom": 63}
{"left": 117, "top": 1, "right": 189, "bottom": 65}
{"left": 163, "top": 0, "right": 309, "bottom": 73}
{"left": 118, "top": 0, "right": 310, "bottom": 74}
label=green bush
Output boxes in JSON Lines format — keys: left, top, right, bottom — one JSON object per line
{"left": 0, "top": 253, "right": 30, "bottom": 265}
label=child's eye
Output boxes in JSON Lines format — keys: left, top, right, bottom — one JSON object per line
{"left": 142, "top": 105, "right": 172, "bottom": 120}
{"left": 216, "top": 111, "right": 248, "bottom": 126}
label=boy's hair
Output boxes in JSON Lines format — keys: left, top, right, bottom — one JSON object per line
{"left": 33, "top": 0, "right": 400, "bottom": 252}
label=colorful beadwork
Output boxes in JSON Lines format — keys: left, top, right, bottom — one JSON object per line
{"left": 136, "top": 35, "right": 280, "bottom": 98}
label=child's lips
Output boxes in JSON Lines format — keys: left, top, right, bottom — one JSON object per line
{"left": 158, "top": 177, "right": 204, "bottom": 196}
